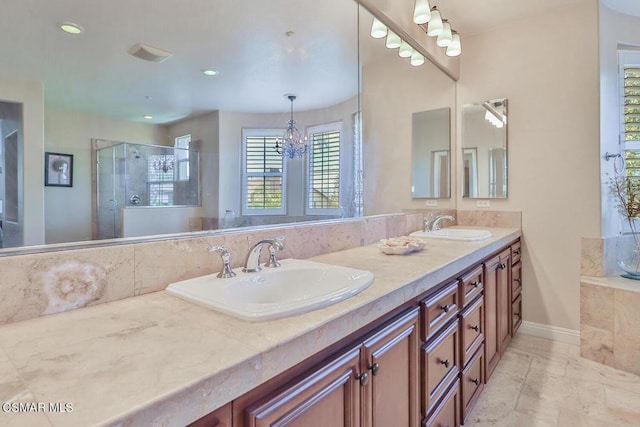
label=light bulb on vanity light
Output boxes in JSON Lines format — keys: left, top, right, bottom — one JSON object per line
{"left": 410, "top": 50, "right": 425, "bottom": 66}
{"left": 427, "top": 7, "right": 443, "bottom": 37}
{"left": 398, "top": 40, "right": 413, "bottom": 58}
{"left": 436, "top": 21, "right": 452, "bottom": 47}
{"left": 446, "top": 31, "right": 461, "bottom": 56}
{"left": 413, "top": 0, "right": 431, "bottom": 24}
{"left": 371, "top": 17, "right": 388, "bottom": 39}
{"left": 385, "top": 30, "right": 402, "bottom": 49}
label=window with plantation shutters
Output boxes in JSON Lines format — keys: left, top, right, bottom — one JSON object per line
{"left": 241, "top": 129, "right": 286, "bottom": 215}
{"left": 624, "top": 67, "right": 640, "bottom": 142}
{"left": 307, "top": 122, "right": 342, "bottom": 214}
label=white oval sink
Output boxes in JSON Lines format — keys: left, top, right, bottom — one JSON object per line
{"left": 410, "top": 228, "right": 492, "bottom": 242}
{"left": 165, "top": 259, "right": 374, "bottom": 321}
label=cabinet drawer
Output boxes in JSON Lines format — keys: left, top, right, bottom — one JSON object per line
{"left": 511, "top": 262, "right": 522, "bottom": 300}
{"left": 461, "top": 345, "right": 485, "bottom": 422}
{"left": 424, "top": 379, "right": 460, "bottom": 427}
{"left": 511, "top": 241, "right": 521, "bottom": 265}
{"left": 459, "top": 266, "right": 483, "bottom": 309}
{"left": 422, "top": 320, "right": 459, "bottom": 414}
{"left": 421, "top": 281, "right": 459, "bottom": 342}
{"left": 512, "top": 294, "right": 522, "bottom": 335}
{"left": 460, "top": 296, "right": 484, "bottom": 367}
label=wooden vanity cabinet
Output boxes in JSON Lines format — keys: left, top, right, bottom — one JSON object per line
{"left": 511, "top": 249, "right": 523, "bottom": 335}
{"left": 483, "top": 248, "right": 511, "bottom": 381}
{"left": 236, "top": 308, "right": 420, "bottom": 427}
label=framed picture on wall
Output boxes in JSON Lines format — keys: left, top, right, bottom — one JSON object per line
{"left": 45, "top": 152, "right": 73, "bottom": 187}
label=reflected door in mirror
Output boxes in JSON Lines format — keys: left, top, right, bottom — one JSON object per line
{"left": 412, "top": 108, "right": 451, "bottom": 199}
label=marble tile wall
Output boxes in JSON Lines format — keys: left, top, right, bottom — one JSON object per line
{"left": 0, "top": 212, "right": 423, "bottom": 327}
{"left": 580, "top": 280, "right": 640, "bottom": 376}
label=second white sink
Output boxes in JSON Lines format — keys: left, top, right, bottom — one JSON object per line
{"left": 410, "top": 228, "right": 492, "bottom": 241}
{"left": 166, "top": 259, "right": 374, "bottom": 321}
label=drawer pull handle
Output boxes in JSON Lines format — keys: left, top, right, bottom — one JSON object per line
{"left": 514, "top": 312, "right": 521, "bottom": 318}
{"left": 471, "top": 378, "right": 480, "bottom": 386}
{"left": 440, "top": 359, "right": 450, "bottom": 368}
{"left": 514, "top": 278, "right": 521, "bottom": 283}
{"left": 514, "top": 249, "right": 521, "bottom": 255}
{"left": 499, "top": 263, "right": 507, "bottom": 269}
{"left": 439, "top": 305, "right": 450, "bottom": 313}
{"left": 369, "top": 363, "right": 380, "bottom": 375}
{"left": 470, "top": 325, "right": 479, "bottom": 332}
{"left": 470, "top": 281, "right": 481, "bottom": 288}
{"left": 357, "top": 372, "right": 369, "bottom": 386}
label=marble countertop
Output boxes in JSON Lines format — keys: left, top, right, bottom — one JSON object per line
{"left": 0, "top": 227, "right": 520, "bottom": 427}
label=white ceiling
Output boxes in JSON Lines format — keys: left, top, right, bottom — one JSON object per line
{"left": 0, "top": 0, "right": 629, "bottom": 124}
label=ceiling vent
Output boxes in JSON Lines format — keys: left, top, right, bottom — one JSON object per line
{"left": 128, "top": 43, "right": 173, "bottom": 63}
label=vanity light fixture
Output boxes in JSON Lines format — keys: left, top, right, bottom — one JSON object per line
{"left": 445, "top": 31, "right": 461, "bottom": 56}
{"left": 274, "top": 95, "right": 308, "bottom": 159}
{"left": 60, "top": 22, "right": 84, "bottom": 35}
{"left": 413, "top": 0, "right": 432, "bottom": 24}
{"left": 398, "top": 40, "right": 413, "bottom": 58}
{"left": 436, "top": 20, "right": 452, "bottom": 47}
{"left": 370, "top": 17, "right": 388, "bottom": 39}
{"left": 385, "top": 30, "right": 402, "bottom": 49}
{"left": 410, "top": 51, "right": 425, "bottom": 66}
{"left": 426, "top": 7, "right": 444, "bottom": 37}
{"left": 202, "top": 69, "right": 219, "bottom": 76}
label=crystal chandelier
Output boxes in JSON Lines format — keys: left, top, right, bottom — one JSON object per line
{"left": 274, "top": 95, "right": 308, "bottom": 159}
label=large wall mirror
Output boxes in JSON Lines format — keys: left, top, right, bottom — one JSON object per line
{"left": 0, "top": 0, "right": 457, "bottom": 255}
{"left": 461, "top": 98, "right": 508, "bottom": 198}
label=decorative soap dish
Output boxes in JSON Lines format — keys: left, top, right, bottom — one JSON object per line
{"left": 377, "top": 236, "right": 426, "bottom": 255}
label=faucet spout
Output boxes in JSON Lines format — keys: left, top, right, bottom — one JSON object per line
{"left": 243, "top": 238, "right": 284, "bottom": 273}
{"left": 432, "top": 215, "right": 456, "bottom": 231}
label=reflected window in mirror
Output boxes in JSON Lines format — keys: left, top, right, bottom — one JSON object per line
{"left": 411, "top": 107, "right": 451, "bottom": 199}
{"left": 241, "top": 130, "right": 286, "bottom": 216}
{"left": 174, "top": 134, "right": 191, "bottom": 182}
{"left": 461, "top": 99, "right": 508, "bottom": 198}
{"left": 307, "top": 122, "right": 342, "bottom": 215}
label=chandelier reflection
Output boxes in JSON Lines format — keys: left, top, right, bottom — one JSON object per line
{"left": 153, "top": 153, "right": 175, "bottom": 173}
{"left": 274, "top": 94, "right": 308, "bottom": 159}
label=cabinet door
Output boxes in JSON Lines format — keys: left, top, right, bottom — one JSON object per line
{"left": 190, "top": 402, "right": 232, "bottom": 427}
{"left": 362, "top": 308, "right": 420, "bottom": 427}
{"left": 483, "top": 248, "right": 510, "bottom": 381}
{"left": 497, "top": 250, "right": 512, "bottom": 356}
{"left": 245, "top": 347, "right": 361, "bottom": 427}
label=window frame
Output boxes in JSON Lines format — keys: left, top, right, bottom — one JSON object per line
{"left": 174, "top": 134, "right": 191, "bottom": 182}
{"left": 241, "top": 128, "right": 287, "bottom": 216}
{"left": 306, "top": 121, "right": 343, "bottom": 215}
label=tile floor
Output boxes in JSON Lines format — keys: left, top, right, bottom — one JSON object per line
{"left": 465, "top": 334, "right": 640, "bottom": 426}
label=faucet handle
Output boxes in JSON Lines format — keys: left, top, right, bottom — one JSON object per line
{"left": 264, "top": 237, "right": 285, "bottom": 268}
{"left": 207, "top": 245, "right": 237, "bottom": 278}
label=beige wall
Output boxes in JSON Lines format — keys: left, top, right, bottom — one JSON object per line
{"left": 363, "top": 51, "right": 457, "bottom": 215}
{"left": 0, "top": 74, "right": 44, "bottom": 246}
{"left": 44, "top": 108, "right": 165, "bottom": 244}
{"left": 457, "top": 0, "right": 600, "bottom": 330}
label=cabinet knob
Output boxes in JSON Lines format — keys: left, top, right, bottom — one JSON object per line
{"left": 369, "top": 362, "right": 380, "bottom": 375}
{"left": 439, "top": 359, "right": 450, "bottom": 368}
{"left": 514, "top": 312, "right": 521, "bottom": 318}
{"left": 514, "top": 278, "right": 521, "bottom": 283}
{"left": 470, "top": 325, "right": 479, "bottom": 332}
{"left": 499, "top": 263, "right": 507, "bottom": 269}
{"left": 471, "top": 378, "right": 480, "bottom": 386}
{"left": 439, "top": 304, "right": 450, "bottom": 313}
{"left": 357, "top": 372, "right": 369, "bottom": 386}
{"left": 471, "top": 281, "right": 481, "bottom": 288}
{"left": 514, "top": 249, "right": 521, "bottom": 255}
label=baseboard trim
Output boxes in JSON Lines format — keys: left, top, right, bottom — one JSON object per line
{"left": 518, "top": 321, "right": 580, "bottom": 346}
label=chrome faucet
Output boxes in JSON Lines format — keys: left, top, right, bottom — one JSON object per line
{"left": 243, "top": 238, "right": 284, "bottom": 273}
{"left": 431, "top": 215, "right": 456, "bottom": 231}
{"left": 207, "top": 245, "right": 237, "bottom": 278}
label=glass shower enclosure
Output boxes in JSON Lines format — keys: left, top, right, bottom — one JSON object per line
{"left": 96, "top": 142, "right": 200, "bottom": 239}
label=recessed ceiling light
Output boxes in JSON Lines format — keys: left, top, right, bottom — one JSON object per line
{"left": 202, "top": 69, "right": 219, "bottom": 76}
{"left": 60, "top": 22, "right": 84, "bottom": 35}
{"left": 143, "top": 115, "right": 153, "bottom": 120}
